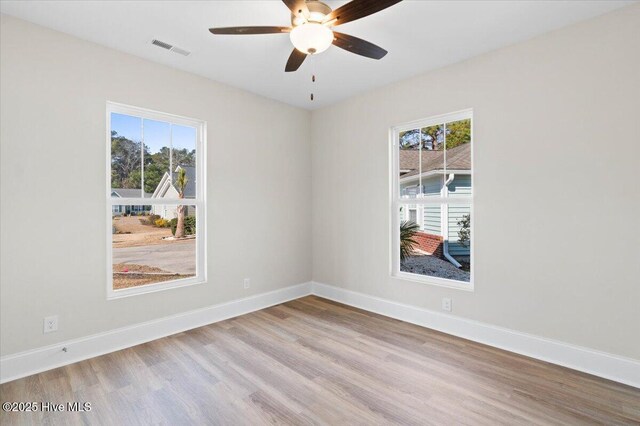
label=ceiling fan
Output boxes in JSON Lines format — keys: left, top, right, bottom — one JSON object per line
{"left": 209, "top": 0, "right": 403, "bottom": 72}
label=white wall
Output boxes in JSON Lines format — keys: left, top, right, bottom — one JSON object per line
{"left": 311, "top": 5, "right": 640, "bottom": 360}
{"left": 0, "top": 15, "right": 311, "bottom": 356}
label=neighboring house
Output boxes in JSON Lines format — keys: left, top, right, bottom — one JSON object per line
{"left": 111, "top": 188, "right": 152, "bottom": 215}
{"left": 399, "top": 143, "right": 471, "bottom": 260}
{"left": 150, "top": 165, "right": 196, "bottom": 219}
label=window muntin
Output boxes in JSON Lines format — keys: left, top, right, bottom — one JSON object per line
{"left": 107, "top": 103, "right": 205, "bottom": 298}
{"left": 392, "top": 110, "right": 473, "bottom": 289}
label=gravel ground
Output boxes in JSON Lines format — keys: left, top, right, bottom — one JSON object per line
{"left": 112, "top": 263, "right": 194, "bottom": 290}
{"left": 401, "top": 255, "right": 470, "bottom": 282}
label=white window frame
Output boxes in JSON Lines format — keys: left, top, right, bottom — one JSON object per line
{"left": 390, "top": 109, "right": 474, "bottom": 291}
{"left": 106, "top": 102, "right": 207, "bottom": 299}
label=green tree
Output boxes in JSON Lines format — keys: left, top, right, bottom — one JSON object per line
{"left": 143, "top": 163, "right": 165, "bottom": 193}
{"left": 111, "top": 131, "right": 144, "bottom": 189}
{"left": 421, "top": 124, "right": 444, "bottom": 150}
{"left": 142, "top": 147, "right": 172, "bottom": 193}
{"left": 172, "top": 148, "right": 196, "bottom": 168}
{"left": 399, "top": 119, "right": 470, "bottom": 151}
{"left": 444, "top": 119, "right": 471, "bottom": 150}
{"left": 125, "top": 169, "right": 142, "bottom": 190}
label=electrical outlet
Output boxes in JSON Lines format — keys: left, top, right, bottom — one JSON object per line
{"left": 442, "top": 298, "right": 452, "bottom": 312}
{"left": 44, "top": 315, "right": 58, "bottom": 333}
{"left": 243, "top": 278, "right": 251, "bottom": 289}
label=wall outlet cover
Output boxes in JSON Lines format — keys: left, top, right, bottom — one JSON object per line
{"left": 43, "top": 315, "right": 58, "bottom": 333}
{"left": 442, "top": 298, "right": 452, "bottom": 312}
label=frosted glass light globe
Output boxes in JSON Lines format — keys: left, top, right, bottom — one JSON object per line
{"left": 290, "top": 23, "right": 333, "bottom": 55}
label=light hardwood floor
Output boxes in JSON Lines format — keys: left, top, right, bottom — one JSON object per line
{"left": 1, "top": 296, "right": 639, "bottom": 425}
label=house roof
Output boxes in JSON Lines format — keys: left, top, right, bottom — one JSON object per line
{"left": 399, "top": 143, "right": 470, "bottom": 179}
{"left": 172, "top": 166, "right": 196, "bottom": 198}
{"left": 111, "top": 188, "right": 153, "bottom": 198}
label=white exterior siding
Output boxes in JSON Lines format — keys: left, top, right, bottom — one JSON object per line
{"left": 152, "top": 205, "right": 178, "bottom": 220}
{"left": 423, "top": 175, "right": 444, "bottom": 197}
{"left": 423, "top": 205, "right": 441, "bottom": 234}
{"left": 151, "top": 184, "right": 179, "bottom": 219}
{"left": 448, "top": 174, "right": 472, "bottom": 197}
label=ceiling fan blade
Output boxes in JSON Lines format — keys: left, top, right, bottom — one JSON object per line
{"left": 282, "top": 0, "right": 310, "bottom": 20}
{"left": 323, "top": 0, "right": 403, "bottom": 27}
{"left": 285, "top": 49, "right": 307, "bottom": 72}
{"left": 332, "top": 32, "right": 387, "bottom": 60}
{"left": 209, "top": 26, "right": 291, "bottom": 35}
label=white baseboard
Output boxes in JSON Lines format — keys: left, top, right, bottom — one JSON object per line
{"left": 0, "top": 282, "right": 312, "bottom": 384}
{"left": 311, "top": 281, "right": 640, "bottom": 389}
{"left": 3, "top": 280, "right": 638, "bottom": 389}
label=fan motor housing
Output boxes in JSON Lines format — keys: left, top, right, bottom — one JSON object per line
{"left": 291, "top": 1, "right": 332, "bottom": 25}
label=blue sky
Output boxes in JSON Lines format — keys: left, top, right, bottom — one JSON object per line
{"left": 111, "top": 113, "right": 196, "bottom": 155}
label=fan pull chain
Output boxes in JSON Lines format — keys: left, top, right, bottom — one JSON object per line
{"left": 310, "top": 74, "right": 316, "bottom": 101}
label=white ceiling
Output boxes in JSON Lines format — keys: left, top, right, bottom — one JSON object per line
{"left": 1, "top": 0, "right": 634, "bottom": 110}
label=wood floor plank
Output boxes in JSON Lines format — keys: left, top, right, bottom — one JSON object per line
{"left": 1, "top": 296, "right": 638, "bottom": 425}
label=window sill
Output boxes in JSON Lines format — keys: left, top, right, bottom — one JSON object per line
{"left": 392, "top": 271, "right": 474, "bottom": 291}
{"left": 107, "top": 276, "right": 205, "bottom": 300}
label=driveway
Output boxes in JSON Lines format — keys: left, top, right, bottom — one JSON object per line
{"left": 113, "top": 240, "right": 196, "bottom": 274}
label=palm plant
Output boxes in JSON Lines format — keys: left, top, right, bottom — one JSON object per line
{"left": 400, "top": 220, "right": 419, "bottom": 263}
{"left": 174, "top": 168, "right": 188, "bottom": 238}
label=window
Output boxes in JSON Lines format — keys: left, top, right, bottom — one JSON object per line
{"left": 107, "top": 102, "right": 206, "bottom": 298}
{"left": 391, "top": 110, "right": 473, "bottom": 290}
{"left": 408, "top": 208, "right": 418, "bottom": 223}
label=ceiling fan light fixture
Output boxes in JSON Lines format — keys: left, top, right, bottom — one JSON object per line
{"left": 290, "top": 23, "right": 333, "bottom": 55}
{"left": 209, "top": 0, "right": 403, "bottom": 72}
{"left": 308, "top": 10, "right": 327, "bottom": 22}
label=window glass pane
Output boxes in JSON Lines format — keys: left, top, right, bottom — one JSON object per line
{"left": 399, "top": 203, "right": 470, "bottom": 282}
{"left": 142, "top": 119, "right": 171, "bottom": 197}
{"left": 419, "top": 124, "right": 445, "bottom": 197}
{"left": 447, "top": 203, "right": 471, "bottom": 279}
{"left": 398, "top": 129, "right": 422, "bottom": 199}
{"left": 111, "top": 113, "right": 142, "bottom": 197}
{"left": 444, "top": 119, "right": 471, "bottom": 196}
{"left": 112, "top": 204, "right": 197, "bottom": 290}
{"left": 171, "top": 125, "right": 197, "bottom": 199}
